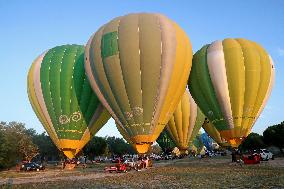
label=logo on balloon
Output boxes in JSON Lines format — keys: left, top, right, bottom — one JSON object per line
{"left": 59, "top": 111, "right": 82, "bottom": 124}
{"left": 124, "top": 107, "right": 143, "bottom": 120}
{"left": 208, "top": 111, "right": 214, "bottom": 117}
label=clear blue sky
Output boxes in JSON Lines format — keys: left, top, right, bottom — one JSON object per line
{"left": 0, "top": 0, "right": 283, "bottom": 138}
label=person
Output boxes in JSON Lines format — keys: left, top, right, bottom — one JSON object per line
{"left": 61, "top": 161, "right": 66, "bottom": 170}
{"left": 231, "top": 149, "right": 236, "bottom": 162}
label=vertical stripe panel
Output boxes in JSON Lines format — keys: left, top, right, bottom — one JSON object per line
{"left": 222, "top": 39, "right": 245, "bottom": 136}
{"left": 207, "top": 41, "right": 234, "bottom": 129}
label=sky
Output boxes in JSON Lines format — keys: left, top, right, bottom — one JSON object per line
{"left": 0, "top": 0, "right": 283, "bottom": 138}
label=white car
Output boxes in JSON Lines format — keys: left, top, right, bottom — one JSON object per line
{"left": 259, "top": 149, "right": 274, "bottom": 161}
{"left": 124, "top": 158, "right": 136, "bottom": 168}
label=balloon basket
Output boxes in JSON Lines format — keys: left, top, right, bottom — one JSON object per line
{"left": 65, "top": 163, "right": 76, "bottom": 170}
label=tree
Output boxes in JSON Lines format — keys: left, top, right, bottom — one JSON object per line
{"left": 83, "top": 136, "right": 107, "bottom": 160}
{"left": 0, "top": 122, "right": 40, "bottom": 169}
{"left": 263, "top": 122, "right": 284, "bottom": 153}
{"left": 105, "top": 136, "right": 135, "bottom": 155}
{"left": 239, "top": 132, "right": 265, "bottom": 151}
{"left": 31, "top": 132, "right": 61, "bottom": 161}
{"left": 149, "top": 144, "right": 162, "bottom": 154}
{"left": 18, "top": 134, "right": 39, "bottom": 162}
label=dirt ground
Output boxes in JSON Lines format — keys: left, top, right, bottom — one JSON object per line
{"left": 1, "top": 156, "right": 284, "bottom": 189}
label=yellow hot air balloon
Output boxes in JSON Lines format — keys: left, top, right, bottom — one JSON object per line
{"left": 27, "top": 45, "right": 110, "bottom": 159}
{"left": 165, "top": 90, "right": 205, "bottom": 154}
{"left": 188, "top": 131, "right": 205, "bottom": 154}
{"left": 188, "top": 38, "right": 275, "bottom": 147}
{"left": 202, "top": 118, "right": 230, "bottom": 147}
{"left": 85, "top": 13, "right": 192, "bottom": 153}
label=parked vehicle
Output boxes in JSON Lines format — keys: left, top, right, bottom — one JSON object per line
{"left": 242, "top": 153, "right": 261, "bottom": 164}
{"left": 20, "top": 162, "right": 45, "bottom": 171}
{"left": 104, "top": 162, "right": 127, "bottom": 173}
{"left": 259, "top": 149, "right": 274, "bottom": 161}
{"left": 124, "top": 158, "right": 136, "bottom": 168}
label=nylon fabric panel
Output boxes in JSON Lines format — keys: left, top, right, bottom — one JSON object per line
{"left": 101, "top": 18, "right": 137, "bottom": 135}
{"left": 138, "top": 14, "right": 162, "bottom": 134}
{"left": 236, "top": 39, "right": 260, "bottom": 136}
{"left": 33, "top": 53, "right": 60, "bottom": 144}
{"left": 188, "top": 107, "right": 204, "bottom": 144}
{"left": 117, "top": 14, "right": 144, "bottom": 130}
{"left": 182, "top": 91, "right": 191, "bottom": 146}
{"left": 202, "top": 119, "right": 223, "bottom": 144}
{"left": 246, "top": 44, "right": 274, "bottom": 134}
{"left": 60, "top": 47, "right": 75, "bottom": 135}
{"left": 186, "top": 93, "right": 197, "bottom": 144}
{"left": 151, "top": 14, "right": 176, "bottom": 131}
{"left": 174, "top": 99, "right": 183, "bottom": 146}
{"left": 70, "top": 47, "right": 86, "bottom": 133}
{"left": 207, "top": 41, "right": 234, "bottom": 130}
{"left": 167, "top": 119, "right": 179, "bottom": 146}
{"left": 222, "top": 39, "right": 245, "bottom": 136}
{"left": 189, "top": 46, "right": 226, "bottom": 130}
{"left": 87, "top": 26, "right": 131, "bottom": 135}
{"left": 28, "top": 58, "right": 60, "bottom": 147}
{"left": 154, "top": 22, "right": 192, "bottom": 137}
{"left": 40, "top": 49, "right": 61, "bottom": 137}
{"left": 248, "top": 59, "right": 274, "bottom": 136}
{"left": 49, "top": 48, "right": 64, "bottom": 137}
{"left": 88, "top": 107, "right": 110, "bottom": 135}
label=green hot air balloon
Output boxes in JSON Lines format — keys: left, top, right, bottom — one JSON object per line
{"left": 27, "top": 45, "right": 110, "bottom": 159}
{"left": 156, "top": 129, "right": 176, "bottom": 153}
{"left": 188, "top": 38, "right": 274, "bottom": 147}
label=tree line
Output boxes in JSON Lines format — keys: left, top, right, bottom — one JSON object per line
{"left": 0, "top": 121, "right": 135, "bottom": 169}
{"left": 0, "top": 121, "right": 283, "bottom": 169}
{"left": 239, "top": 121, "right": 284, "bottom": 153}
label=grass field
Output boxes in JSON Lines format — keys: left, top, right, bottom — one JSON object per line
{"left": 1, "top": 156, "right": 284, "bottom": 189}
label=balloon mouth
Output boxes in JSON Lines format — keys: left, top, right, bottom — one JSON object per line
{"left": 179, "top": 148, "right": 189, "bottom": 155}
{"left": 226, "top": 138, "right": 244, "bottom": 148}
{"left": 134, "top": 143, "right": 152, "bottom": 154}
{"left": 219, "top": 130, "right": 246, "bottom": 147}
{"left": 62, "top": 148, "right": 76, "bottom": 159}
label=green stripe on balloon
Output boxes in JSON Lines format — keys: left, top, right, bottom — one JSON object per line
{"left": 189, "top": 45, "right": 227, "bottom": 130}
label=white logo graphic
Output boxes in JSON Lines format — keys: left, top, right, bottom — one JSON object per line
{"left": 208, "top": 110, "right": 214, "bottom": 117}
{"left": 124, "top": 106, "right": 144, "bottom": 120}
{"left": 59, "top": 111, "right": 82, "bottom": 124}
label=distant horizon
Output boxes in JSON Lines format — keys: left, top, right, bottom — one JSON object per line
{"left": 0, "top": 1, "right": 283, "bottom": 139}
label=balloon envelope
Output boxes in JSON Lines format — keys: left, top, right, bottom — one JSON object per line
{"left": 85, "top": 13, "right": 192, "bottom": 153}
{"left": 156, "top": 129, "right": 176, "bottom": 154}
{"left": 200, "top": 133, "right": 214, "bottom": 151}
{"left": 188, "top": 38, "right": 275, "bottom": 147}
{"left": 165, "top": 90, "right": 205, "bottom": 153}
{"left": 202, "top": 118, "right": 230, "bottom": 147}
{"left": 189, "top": 132, "right": 205, "bottom": 154}
{"left": 28, "top": 45, "right": 110, "bottom": 158}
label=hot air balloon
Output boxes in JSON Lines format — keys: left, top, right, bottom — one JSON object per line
{"left": 200, "top": 133, "right": 214, "bottom": 151}
{"left": 188, "top": 38, "right": 275, "bottom": 147}
{"left": 202, "top": 118, "right": 230, "bottom": 147}
{"left": 115, "top": 122, "right": 137, "bottom": 149}
{"left": 165, "top": 90, "right": 205, "bottom": 154}
{"left": 156, "top": 129, "right": 176, "bottom": 154}
{"left": 189, "top": 131, "right": 205, "bottom": 154}
{"left": 85, "top": 13, "right": 192, "bottom": 153}
{"left": 27, "top": 45, "right": 110, "bottom": 159}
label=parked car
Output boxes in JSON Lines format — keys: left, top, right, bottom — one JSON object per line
{"left": 259, "top": 149, "right": 274, "bottom": 161}
{"left": 124, "top": 158, "right": 136, "bottom": 168}
{"left": 20, "top": 162, "right": 45, "bottom": 171}
{"left": 242, "top": 153, "right": 261, "bottom": 164}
